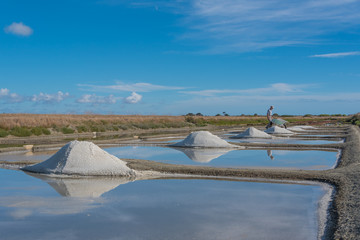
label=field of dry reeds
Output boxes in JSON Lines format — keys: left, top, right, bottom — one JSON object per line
{"left": 0, "top": 113, "right": 347, "bottom": 138}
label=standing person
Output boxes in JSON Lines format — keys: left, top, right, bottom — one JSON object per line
{"left": 266, "top": 106, "right": 274, "bottom": 129}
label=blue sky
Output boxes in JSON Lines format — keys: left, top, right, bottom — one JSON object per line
{"left": 1, "top": 0, "right": 359, "bottom": 115}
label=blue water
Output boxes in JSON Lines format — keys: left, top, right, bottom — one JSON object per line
{"left": 0, "top": 169, "right": 326, "bottom": 240}
{"left": 106, "top": 146, "right": 338, "bottom": 170}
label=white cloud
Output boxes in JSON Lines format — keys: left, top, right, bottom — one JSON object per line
{"left": 4, "top": 22, "right": 33, "bottom": 36}
{"left": 181, "top": 83, "right": 312, "bottom": 96}
{"left": 0, "top": 88, "right": 23, "bottom": 103}
{"left": 77, "top": 94, "right": 119, "bottom": 104}
{"left": 310, "top": 51, "right": 360, "bottom": 58}
{"left": 78, "top": 81, "right": 185, "bottom": 92}
{"left": 31, "top": 91, "right": 70, "bottom": 103}
{"left": 124, "top": 92, "right": 142, "bottom": 104}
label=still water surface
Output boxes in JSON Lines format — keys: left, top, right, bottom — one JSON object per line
{"left": 106, "top": 146, "right": 338, "bottom": 170}
{"left": 0, "top": 169, "right": 327, "bottom": 240}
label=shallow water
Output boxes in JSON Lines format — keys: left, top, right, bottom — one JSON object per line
{"left": 0, "top": 169, "right": 327, "bottom": 240}
{"left": 227, "top": 137, "right": 343, "bottom": 145}
{"left": 106, "top": 146, "right": 338, "bottom": 170}
{"left": 0, "top": 151, "right": 53, "bottom": 163}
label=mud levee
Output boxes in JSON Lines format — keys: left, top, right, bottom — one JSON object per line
{"left": 123, "top": 125, "right": 360, "bottom": 240}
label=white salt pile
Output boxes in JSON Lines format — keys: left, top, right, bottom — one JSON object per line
{"left": 288, "top": 125, "right": 317, "bottom": 131}
{"left": 22, "top": 141, "right": 136, "bottom": 176}
{"left": 265, "top": 126, "right": 294, "bottom": 135}
{"left": 170, "top": 131, "right": 238, "bottom": 148}
{"left": 232, "top": 127, "right": 272, "bottom": 139}
{"left": 287, "top": 126, "right": 307, "bottom": 131}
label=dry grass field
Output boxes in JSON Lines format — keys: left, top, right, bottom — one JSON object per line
{"left": 0, "top": 113, "right": 349, "bottom": 138}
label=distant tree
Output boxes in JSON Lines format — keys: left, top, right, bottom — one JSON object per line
{"left": 223, "top": 112, "right": 229, "bottom": 116}
{"left": 273, "top": 113, "right": 279, "bottom": 117}
{"left": 196, "top": 113, "right": 203, "bottom": 116}
{"left": 303, "top": 114, "right": 313, "bottom": 117}
{"left": 253, "top": 113, "right": 258, "bottom": 116}
{"left": 215, "top": 113, "right": 221, "bottom": 116}
{"left": 186, "top": 113, "right": 195, "bottom": 116}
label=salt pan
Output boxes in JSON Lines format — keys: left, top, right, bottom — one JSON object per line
{"left": 265, "top": 126, "right": 294, "bottom": 135}
{"left": 232, "top": 127, "right": 272, "bottom": 139}
{"left": 22, "top": 141, "right": 136, "bottom": 176}
{"left": 170, "top": 131, "right": 238, "bottom": 148}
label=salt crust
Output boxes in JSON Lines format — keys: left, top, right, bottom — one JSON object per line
{"left": 232, "top": 127, "right": 272, "bottom": 139}
{"left": 264, "top": 126, "right": 294, "bottom": 135}
{"left": 170, "top": 131, "right": 238, "bottom": 148}
{"left": 22, "top": 141, "right": 136, "bottom": 176}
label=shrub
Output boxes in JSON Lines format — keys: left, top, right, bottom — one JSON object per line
{"left": 31, "top": 127, "right": 43, "bottom": 136}
{"left": 76, "top": 125, "right": 88, "bottom": 133}
{"left": 0, "top": 128, "right": 9, "bottom": 138}
{"left": 42, "top": 128, "right": 51, "bottom": 135}
{"left": 10, "top": 127, "right": 32, "bottom": 137}
{"left": 61, "top": 127, "right": 75, "bottom": 134}
{"left": 30, "top": 127, "right": 50, "bottom": 136}
{"left": 345, "top": 114, "right": 360, "bottom": 126}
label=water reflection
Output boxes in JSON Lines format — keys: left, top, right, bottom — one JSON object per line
{"left": 24, "top": 172, "right": 134, "bottom": 198}
{"left": 267, "top": 150, "right": 274, "bottom": 160}
{"left": 0, "top": 169, "right": 331, "bottom": 240}
{"left": 105, "top": 146, "right": 338, "bottom": 170}
{"left": 170, "top": 147, "right": 234, "bottom": 163}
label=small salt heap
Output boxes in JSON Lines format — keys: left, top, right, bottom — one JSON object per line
{"left": 232, "top": 127, "right": 272, "bottom": 139}
{"left": 170, "top": 131, "right": 238, "bottom": 148}
{"left": 288, "top": 125, "right": 317, "bottom": 131}
{"left": 265, "top": 126, "right": 294, "bottom": 135}
{"left": 22, "top": 141, "right": 136, "bottom": 176}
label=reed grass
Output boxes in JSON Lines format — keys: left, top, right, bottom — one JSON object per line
{"left": 0, "top": 113, "right": 347, "bottom": 138}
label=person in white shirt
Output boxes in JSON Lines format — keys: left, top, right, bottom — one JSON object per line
{"left": 266, "top": 106, "right": 274, "bottom": 129}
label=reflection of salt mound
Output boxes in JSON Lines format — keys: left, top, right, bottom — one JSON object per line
{"left": 171, "top": 147, "right": 233, "bottom": 163}
{"left": 22, "top": 141, "right": 135, "bottom": 176}
{"left": 232, "top": 127, "right": 272, "bottom": 139}
{"left": 265, "top": 126, "right": 294, "bottom": 135}
{"left": 26, "top": 172, "right": 133, "bottom": 198}
{"left": 170, "top": 131, "right": 237, "bottom": 148}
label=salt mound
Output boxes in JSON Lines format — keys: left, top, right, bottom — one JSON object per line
{"left": 287, "top": 126, "right": 306, "bottom": 131}
{"left": 288, "top": 125, "right": 317, "bottom": 131}
{"left": 22, "top": 141, "right": 136, "bottom": 176}
{"left": 297, "top": 125, "right": 316, "bottom": 129}
{"left": 265, "top": 126, "right": 294, "bottom": 135}
{"left": 170, "top": 131, "right": 237, "bottom": 148}
{"left": 232, "top": 127, "right": 272, "bottom": 139}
